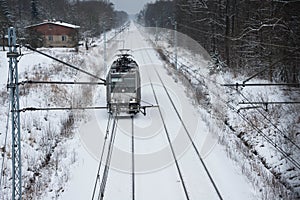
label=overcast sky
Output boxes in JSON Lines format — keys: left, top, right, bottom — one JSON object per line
{"left": 110, "top": 0, "right": 154, "bottom": 14}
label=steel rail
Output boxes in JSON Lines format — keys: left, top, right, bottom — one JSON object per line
{"left": 99, "top": 114, "right": 118, "bottom": 200}
{"left": 146, "top": 41, "right": 300, "bottom": 181}
{"left": 145, "top": 49, "right": 223, "bottom": 200}
{"left": 148, "top": 77, "right": 190, "bottom": 200}
{"left": 91, "top": 114, "right": 112, "bottom": 200}
{"left": 131, "top": 116, "right": 135, "bottom": 200}
{"left": 155, "top": 45, "right": 300, "bottom": 170}
{"left": 141, "top": 50, "right": 190, "bottom": 200}
{"left": 154, "top": 66, "right": 224, "bottom": 200}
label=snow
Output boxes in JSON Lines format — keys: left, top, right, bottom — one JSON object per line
{"left": 1, "top": 20, "right": 297, "bottom": 200}
{"left": 141, "top": 23, "right": 300, "bottom": 198}
{"left": 57, "top": 22, "right": 257, "bottom": 200}
{"left": 25, "top": 21, "right": 80, "bottom": 29}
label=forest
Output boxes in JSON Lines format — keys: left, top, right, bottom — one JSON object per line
{"left": 0, "top": 0, "right": 128, "bottom": 40}
{"left": 138, "top": 0, "right": 300, "bottom": 84}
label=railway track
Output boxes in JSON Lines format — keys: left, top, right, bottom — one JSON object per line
{"left": 92, "top": 113, "right": 137, "bottom": 200}
{"left": 91, "top": 30, "right": 223, "bottom": 200}
{"left": 131, "top": 116, "right": 135, "bottom": 200}
{"left": 138, "top": 47, "right": 224, "bottom": 200}
{"left": 92, "top": 114, "right": 119, "bottom": 200}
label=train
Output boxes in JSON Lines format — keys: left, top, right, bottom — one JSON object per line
{"left": 106, "top": 50, "right": 141, "bottom": 115}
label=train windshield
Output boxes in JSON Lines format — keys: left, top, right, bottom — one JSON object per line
{"left": 111, "top": 76, "right": 136, "bottom": 93}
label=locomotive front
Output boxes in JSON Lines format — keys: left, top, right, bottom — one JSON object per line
{"left": 106, "top": 53, "right": 141, "bottom": 115}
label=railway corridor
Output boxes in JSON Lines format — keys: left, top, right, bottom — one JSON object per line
{"left": 61, "top": 22, "right": 256, "bottom": 200}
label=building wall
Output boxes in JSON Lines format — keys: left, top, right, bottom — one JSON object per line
{"left": 28, "top": 23, "right": 79, "bottom": 48}
{"left": 44, "top": 34, "right": 74, "bottom": 48}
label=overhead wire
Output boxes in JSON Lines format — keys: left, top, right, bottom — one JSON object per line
{"left": 151, "top": 33, "right": 300, "bottom": 170}
{"left": 176, "top": 22, "right": 300, "bottom": 50}
{"left": 161, "top": 49, "right": 223, "bottom": 85}
{"left": 204, "top": 81, "right": 300, "bottom": 169}
{"left": 237, "top": 90, "right": 300, "bottom": 151}
{"left": 156, "top": 29, "right": 300, "bottom": 156}
{"left": 24, "top": 45, "right": 106, "bottom": 83}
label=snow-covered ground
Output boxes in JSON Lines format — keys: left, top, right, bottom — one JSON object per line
{"left": 58, "top": 22, "right": 256, "bottom": 200}
{"left": 1, "top": 21, "right": 298, "bottom": 200}
{"left": 141, "top": 25, "right": 300, "bottom": 199}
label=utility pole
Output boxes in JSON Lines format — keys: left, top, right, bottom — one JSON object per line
{"left": 169, "top": 17, "right": 177, "bottom": 70}
{"left": 103, "top": 22, "right": 107, "bottom": 72}
{"left": 7, "top": 27, "right": 22, "bottom": 200}
{"left": 174, "top": 21, "right": 177, "bottom": 70}
{"left": 155, "top": 20, "right": 158, "bottom": 45}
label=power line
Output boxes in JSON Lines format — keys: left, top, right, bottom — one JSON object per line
{"left": 237, "top": 91, "right": 300, "bottom": 151}
{"left": 239, "top": 101, "right": 300, "bottom": 105}
{"left": 177, "top": 22, "right": 300, "bottom": 50}
{"left": 18, "top": 80, "right": 106, "bottom": 85}
{"left": 24, "top": 45, "right": 106, "bottom": 84}
{"left": 18, "top": 106, "right": 108, "bottom": 112}
{"left": 242, "top": 47, "right": 300, "bottom": 84}
{"left": 222, "top": 83, "right": 300, "bottom": 87}
{"left": 163, "top": 48, "right": 300, "bottom": 170}
{"left": 217, "top": 89, "right": 300, "bottom": 169}
{"left": 236, "top": 110, "right": 300, "bottom": 170}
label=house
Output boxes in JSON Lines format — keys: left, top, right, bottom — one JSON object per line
{"left": 25, "top": 20, "right": 80, "bottom": 48}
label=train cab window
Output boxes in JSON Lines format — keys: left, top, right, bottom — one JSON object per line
{"left": 111, "top": 77, "right": 122, "bottom": 91}
{"left": 110, "top": 77, "right": 136, "bottom": 93}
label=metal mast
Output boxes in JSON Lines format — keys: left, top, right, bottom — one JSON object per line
{"left": 7, "top": 27, "right": 22, "bottom": 200}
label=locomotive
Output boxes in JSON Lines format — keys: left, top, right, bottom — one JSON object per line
{"left": 106, "top": 50, "right": 141, "bottom": 115}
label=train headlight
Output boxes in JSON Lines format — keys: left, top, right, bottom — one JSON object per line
{"left": 130, "top": 98, "right": 136, "bottom": 103}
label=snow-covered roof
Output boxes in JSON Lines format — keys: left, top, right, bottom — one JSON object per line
{"left": 25, "top": 20, "right": 80, "bottom": 29}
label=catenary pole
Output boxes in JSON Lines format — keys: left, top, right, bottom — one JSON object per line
{"left": 7, "top": 27, "right": 22, "bottom": 200}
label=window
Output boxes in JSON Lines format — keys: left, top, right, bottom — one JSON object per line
{"left": 62, "top": 35, "right": 66, "bottom": 41}
{"left": 48, "top": 35, "right": 53, "bottom": 41}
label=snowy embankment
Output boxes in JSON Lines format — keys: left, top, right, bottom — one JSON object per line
{"left": 0, "top": 25, "right": 123, "bottom": 199}
{"left": 141, "top": 26, "right": 300, "bottom": 199}
{"left": 0, "top": 47, "right": 95, "bottom": 199}
{"left": 0, "top": 21, "right": 131, "bottom": 199}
